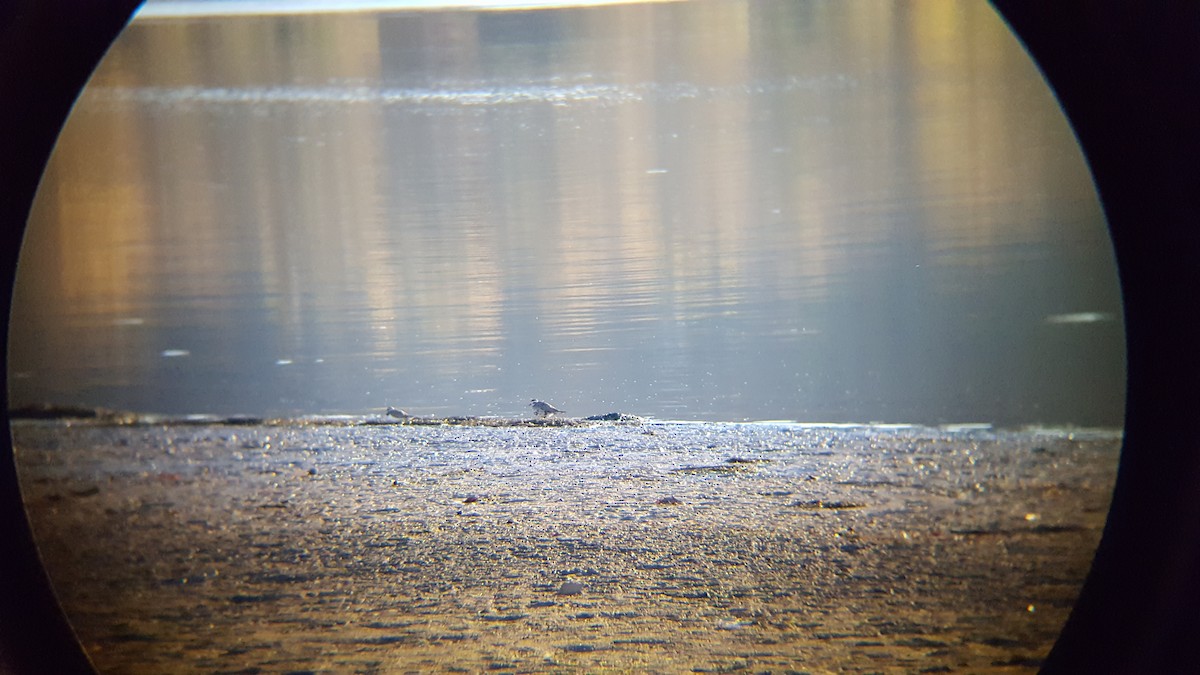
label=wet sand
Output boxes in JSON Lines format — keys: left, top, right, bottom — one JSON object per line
{"left": 12, "top": 418, "right": 1119, "bottom": 673}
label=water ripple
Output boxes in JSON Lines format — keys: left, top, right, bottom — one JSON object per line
{"left": 87, "top": 75, "right": 855, "bottom": 109}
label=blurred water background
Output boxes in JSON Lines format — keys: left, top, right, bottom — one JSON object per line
{"left": 8, "top": 0, "right": 1124, "bottom": 425}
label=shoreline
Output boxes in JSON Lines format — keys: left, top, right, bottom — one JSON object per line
{"left": 7, "top": 404, "right": 1125, "bottom": 439}
{"left": 11, "top": 419, "right": 1119, "bottom": 673}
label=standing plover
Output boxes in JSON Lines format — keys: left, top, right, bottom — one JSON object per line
{"left": 529, "top": 399, "right": 564, "bottom": 417}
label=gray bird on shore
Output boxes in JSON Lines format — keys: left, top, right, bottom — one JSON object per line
{"left": 530, "top": 399, "right": 564, "bottom": 417}
{"left": 386, "top": 406, "right": 410, "bottom": 419}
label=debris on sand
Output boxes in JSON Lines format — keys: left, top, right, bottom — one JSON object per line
{"left": 8, "top": 403, "right": 138, "bottom": 424}
{"left": 670, "top": 464, "right": 752, "bottom": 475}
{"left": 789, "top": 499, "right": 866, "bottom": 510}
{"left": 583, "top": 412, "right": 643, "bottom": 422}
{"left": 556, "top": 581, "right": 585, "bottom": 596}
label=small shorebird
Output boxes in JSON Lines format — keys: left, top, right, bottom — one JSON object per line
{"left": 530, "top": 399, "right": 564, "bottom": 417}
{"left": 386, "top": 407, "right": 410, "bottom": 419}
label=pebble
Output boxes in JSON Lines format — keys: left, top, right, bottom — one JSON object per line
{"left": 557, "top": 581, "right": 585, "bottom": 596}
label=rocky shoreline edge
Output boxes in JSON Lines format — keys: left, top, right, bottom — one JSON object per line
{"left": 7, "top": 404, "right": 644, "bottom": 428}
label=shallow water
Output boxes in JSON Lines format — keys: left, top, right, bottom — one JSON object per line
{"left": 15, "top": 418, "right": 1119, "bottom": 673}
{"left": 8, "top": 1, "right": 1124, "bottom": 425}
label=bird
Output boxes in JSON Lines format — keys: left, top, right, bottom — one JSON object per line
{"left": 386, "top": 406, "right": 410, "bottom": 419}
{"left": 529, "top": 399, "right": 564, "bottom": 417}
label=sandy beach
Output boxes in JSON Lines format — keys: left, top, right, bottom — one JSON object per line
{"left": 12, "top": 417, "right": 1119, "bottom": 673}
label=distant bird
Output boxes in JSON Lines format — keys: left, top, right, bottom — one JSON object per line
{"left": 386, "top": 407, "right": 410, "bottom": 419}
{"left": 530, "top": 399, "right": 564, "bottom": 417}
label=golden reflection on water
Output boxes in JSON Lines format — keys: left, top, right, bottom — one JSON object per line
{"left": 11, "top": 1, "right": 1121, "bottom": 422}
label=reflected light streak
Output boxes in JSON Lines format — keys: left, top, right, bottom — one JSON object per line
{"left": 11, "top": 1, "right": 1123, "bottom": 425}
{"left": 136, "top": 0, "right": 684, "bottom": 20}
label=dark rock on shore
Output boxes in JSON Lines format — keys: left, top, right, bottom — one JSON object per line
{"left": 790, "top": 499, "right": 866, "bottom": 510}
{"left": 583, "top": 412, "right": 643, "bottom": 422}
{"left": 8, "top": 403, "right": 137, "bottom": 423}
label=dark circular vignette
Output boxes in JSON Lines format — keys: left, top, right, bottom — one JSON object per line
{"left": 1, "top": 3, "right": 1197, "bottom": 673}
{"left": 990, "top": 3, "right": 1200, "bottom": 672}
{"left": 1, "top": 2, "right": 145, "bottom": 673}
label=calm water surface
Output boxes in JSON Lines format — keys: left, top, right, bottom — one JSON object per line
{"left": 9, "top": 1, "right": 1124, "bottom": 425}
